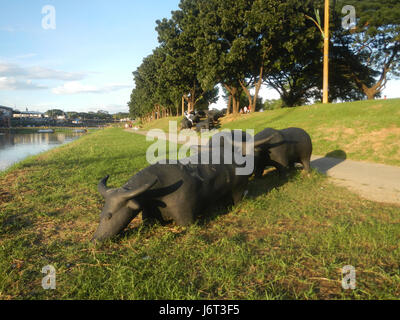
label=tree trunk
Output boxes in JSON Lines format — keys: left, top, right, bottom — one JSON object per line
{"left": 239, "top": 80, "right": 253, "bottom": 112}
{"left": 224, "top": 84, "right": 239, "bottom": 114}
{"left": 227, "top": 94, "right": 232, "bottom": 115}
{"left": 353, "top": 47, "right": 398, "bottom": 100}
{"left": 242, "top": 47, "right": 269, "bottom": 112}
{"left": 234, "top": 96, "right": 240, "bottom": 114}
{"left": 189, "top": 91, "right": 195, "bottom": 112}
{"left": 365, "top": 90, "right": 376, "bottom": 100}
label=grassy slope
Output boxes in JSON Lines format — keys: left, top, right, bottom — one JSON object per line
{"left": 142, "top": 99, "right": 400, "bottom": 166}
{"left": 1, "top": 128, "right": 399, "bottom": 299}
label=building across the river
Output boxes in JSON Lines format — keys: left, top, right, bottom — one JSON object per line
{"left": 12, "top": 110, "right": 44, "bottom": 118}
{"left": 0, "top": 105, "right": 13, "bottom": 127}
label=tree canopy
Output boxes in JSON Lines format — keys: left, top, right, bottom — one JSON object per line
{"left": 128, "top": 0, "right": 399, "bottom": 120}
{"left": 334, "top": 0, "right": 400, "bottom": 99}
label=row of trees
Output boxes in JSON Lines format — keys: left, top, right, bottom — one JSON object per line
{"left": 44, "top": 109, "right": 130, "bottom": 121}
{"left": 128, "top": 0, "right": 400, "bottom": 121}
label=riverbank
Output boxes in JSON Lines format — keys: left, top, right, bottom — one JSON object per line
{"left": 0, "top": 129, "right": 88, "bottom": 174}
{"left": 0, "top": 127, "right": 100, "bottom": 134}
{"left": 0, "top": 127, "right": 399, "bottom": 299}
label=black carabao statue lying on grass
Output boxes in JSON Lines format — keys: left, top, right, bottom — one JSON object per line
{"left": 92, "top": 132, "right": 274, "bottom": 241}
{"left": 253, "top": 127, "right": 312, "bottom": 177}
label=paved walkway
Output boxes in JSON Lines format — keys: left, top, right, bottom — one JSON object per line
{"left": 310, "top": 156, "right": 400, "bottom": 205}
{"left": 128, "top": 129, "right": 400, "bottom": 205}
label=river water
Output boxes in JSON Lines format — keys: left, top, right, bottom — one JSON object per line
{"left": 0, "top": 131, "right": 84, "bottom": 171}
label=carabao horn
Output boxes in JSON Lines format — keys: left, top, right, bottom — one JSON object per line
{"left": 117, "top": 175, "right": 158, "bottom": 200}
{"left": 98, "top": 175, "right": 112, "bottom": 197}
{"left": 229, "top": 133, "right": 278, "bottom": 151}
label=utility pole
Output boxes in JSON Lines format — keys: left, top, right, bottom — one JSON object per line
{"left": 323, "top": 0, "right": 330, "bottom": 104}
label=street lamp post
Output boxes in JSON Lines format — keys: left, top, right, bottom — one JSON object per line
{"left": 323, "top": 0, "right": 330, "bottom": 104}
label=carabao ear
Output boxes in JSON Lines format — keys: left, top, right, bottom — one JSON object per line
{"left": 127, "top": 199, "right": 141, "bottom": 211}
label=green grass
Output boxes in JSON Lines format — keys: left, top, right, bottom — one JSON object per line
{"left": 142, "top": 99, "right": 400, "bottom": 166}
{"left": 1, "top": 128, "right": 399, "bottom": 299}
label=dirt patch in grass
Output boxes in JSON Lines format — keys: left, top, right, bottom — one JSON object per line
{"left": 348, "top": 127, "right": 400, "bottom": 153}
{"left": 315, "top": 125, "right": 400, "bottom": 161}
{"left": 219, "top": 114, "right": 247, "bottom": 124}
{"left": 0, "top": 191, "right": 13, "bottom": 203}
{"left": 317, "top": 126, "right": 358, "bottom": 142}
{"left": 325, "top": 127, "right": 356, "bottom": 135}
{"left": 0, "top": 169, "right": 29, "bottom": 186}
{"left": 370, "top": 104, "right": 384, "bottom": 110}
{"left": 32, "top": 218, "right": 95, "bottom": 245}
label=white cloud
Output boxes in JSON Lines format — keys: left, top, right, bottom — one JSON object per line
{"left": 0, "top": 76, "right": 47, "bottom": 90}
{"left": 0, "top": 62, "right": 85, "bottom": 81}
{"left": 52, "top": 81, "right": 131, "bottom": 95}
{"left": 52, "top": 82, "right": 98, "bottom": 94}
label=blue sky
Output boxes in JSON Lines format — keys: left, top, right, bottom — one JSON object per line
{"left": 0, "top": 0, "right": 399, "bottom": 114}
{"left": 0, "top": 0, "right": 181, "bottom": 113}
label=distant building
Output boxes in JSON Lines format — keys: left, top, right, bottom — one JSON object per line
{"left": 0, "top": 105, "right": 13, "bottom": 117}
{"left": 0, "top": 105, "right": 13, "bottom": 127}
{"left": 13, "top": 110, "right": 44, "bottom": 118}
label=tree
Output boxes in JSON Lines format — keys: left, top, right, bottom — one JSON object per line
{"left": 129, "top": 48, "right": 166, "bottom": 121}
{"left": 259, "top": 0, "right": 325, "bottom": 107}
{"left": 193, "top": 0, "right": 255, "bottom": 114}
{"left": 264, "top": 99, "right": 284, "bottom": 110}
{"left": 194, "top": 0, "right": 328, "bottom": 109}
{"left": 45, "top": 109, "right": 65, "bottom": 118}
{"left": 113, "top": 113, "right": 130, "bottom": 121}
{"left": 95, "top": 110, "right": 112, "bottom": 121}
{"left": 65, "top": 111, "right": 78, "bottom": 119}
{"left": 297, "top": 0, "right": 378, "bottom": 103}
{"left": 321, "top": 40, "right": 377, "bottom": 102}
{"left": 334, "top": 0, "right": 400, "bottom": 99}
{"left": 156, "top": 1, "right": 208, "bottom": 113}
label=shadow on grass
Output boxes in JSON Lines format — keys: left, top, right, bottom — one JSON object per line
{"left": 311, "top": 150, "right": 347, "bottom": 174}
{"left": 1, "top": 214, "right": 33, "bottom": 235}
{"left": 186, "top": 168, "right": 297, "bottom": 226}
{"left": 245, "top": 167, "right": 302, "bottom": 200}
